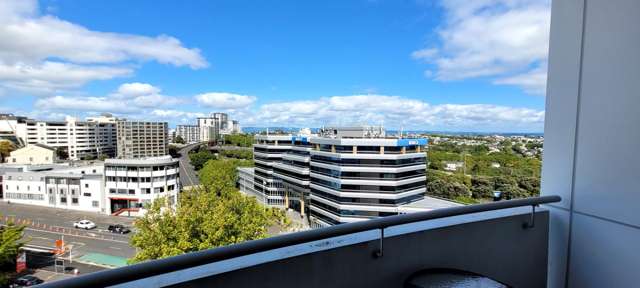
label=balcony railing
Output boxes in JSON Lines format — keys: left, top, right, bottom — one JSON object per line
{"left": 43, "top": 195, "right": 560, "bottom": 288}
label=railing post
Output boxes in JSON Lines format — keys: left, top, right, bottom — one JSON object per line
{"left": 522, "top": 204, "right": 537, "bottom": 229}
{"left": 373, "top": 228, "right": 384, "bottom": 258}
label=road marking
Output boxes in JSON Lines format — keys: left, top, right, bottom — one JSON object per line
{"left": 71, "top": 241, "right": 86, "bottom": 246}
{"left": 109, "top": 246, "right": 122, "bottom": 250}
{"left": 32, "top": 236, "right": 52, "bottom": 241}
{"left": 23, "top": 227, "right": 129, "bottom": 244}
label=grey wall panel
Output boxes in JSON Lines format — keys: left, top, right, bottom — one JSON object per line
{"left": 572, "top": 0, "right": 640, "bottom": 227}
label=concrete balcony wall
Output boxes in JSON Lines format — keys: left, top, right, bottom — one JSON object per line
{"left": 112, "top": 207, "right": 549, "bottom": 288}
{"left": 542, "top": 0, "right": 640, "bottom": 286}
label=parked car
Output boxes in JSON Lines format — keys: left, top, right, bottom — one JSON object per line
{"left": 73, "top": 220, "right": 96, "bottom": 230}
{"left": 107, "top": 224, "right": 131, "bottom": 234}
{"left": 12, "top": 275, "right": 43, "bottom": 287}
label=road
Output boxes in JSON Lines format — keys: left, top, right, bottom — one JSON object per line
{"left": 0, "top": 202, "right": 135, "bottom": 260}
{"left": 178, "top": 142, "right": 203, "bottom": 187}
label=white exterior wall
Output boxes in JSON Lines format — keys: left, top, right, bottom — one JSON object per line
{"left": 2, "top": 172, "right": 105, "bottom": 213}
{"left": 542, "top": 0, "right": 640, "bottom": 287}
{"left": 104, "top": 156, "right": 180, "bottom": 215}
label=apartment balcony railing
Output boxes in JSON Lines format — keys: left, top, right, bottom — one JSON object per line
{"left": 43, "top": 195, "right": 560, "bottom": 288}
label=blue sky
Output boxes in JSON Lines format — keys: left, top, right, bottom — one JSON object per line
{"left": 0, "top": 0, "right": 550, "bottom": 132}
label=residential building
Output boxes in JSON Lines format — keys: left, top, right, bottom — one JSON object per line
{"left": 175, "top": 125, "right": 200, "bottom": 143}
{"left": 5, "top": 144, "right": 57, "bottom": 165}
{"left": 116, "top": 120, "right": 168, "bottom": 159}
{"left": 104, "top": 156, "right": 180, "bottom": 216}
{"left": 9, "top": 114, "right": 117, "bottom": 160}
{"left": 197, "top": 112, "right": 241, "bottom": 142}
{"left": 2, "top": 165, "right": 106, "bottom": 213}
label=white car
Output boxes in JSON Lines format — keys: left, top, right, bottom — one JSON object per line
{"left": 73, "top": 220, "right": 96, "bottom": 230}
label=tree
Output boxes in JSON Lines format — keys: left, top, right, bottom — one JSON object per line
{"left": 56, "top": 147, "right": 69, "bottom": 160}
{"left": 0, "top": 141, "right": 15, "bottom": 163}
{"left": 188, "top": 151, "right": 216, "bottom": 170}
{"left": 0, "top": 220, "right": 26, "bottom": 285}
{"left": 174, "top": 135, "right": 185, "bottom": 144}
{"left": 471, "top": 176, "right": 494, "bottom": 199}
{"left": 129, "top": 159, "right": 278, "bottom": 264}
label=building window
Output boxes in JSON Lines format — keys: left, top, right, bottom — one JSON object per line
{"left": 128, "top": 189, "right": 135, "bottom": 195}
{"left": 72, "top": 198, "right": 78, "bottom": 204}
{"left": 83, "top": 192, "right": 91, "bottom": 197}
{"left": 92, "top": 201, "right": 99, "bottom": 207}
{"left": 85, "top": 183, "right": 89, "bottom": 188}
{"left": 60, "top": 197, "right": 67, "bottom": 203}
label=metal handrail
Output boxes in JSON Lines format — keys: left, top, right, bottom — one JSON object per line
{"left": 42, "top": 195, "right": 560, "bottom": 288}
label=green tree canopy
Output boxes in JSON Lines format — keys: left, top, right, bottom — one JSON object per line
{"left": 174, "top": 135, "right": 185, "bottom": 144}
{"left": 0, "top": 220, "right": 26, "bottom": 285}
{"left": 130, "top": 158, "right": 276, "bottom": 264}
{"left": 188, "top": 151, "right": 216, "bottom": 170}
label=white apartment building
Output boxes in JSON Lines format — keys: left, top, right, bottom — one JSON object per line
{"left": 175, "top": 125, "right": 200, "bottom": 143}
{"left": 104, "top": 156, "right": 180, "bottom": 216}
{"left": 10, "top": 114, "right": 118, "bottom": 160}
{"left": 2, "top": 164, "right": 106, "bottom": 213}
{"left": 116, "top": 120, "right": 168, "bottom": 159}
{"left": 197, "top": 113, "right": 241, "bottom": 142}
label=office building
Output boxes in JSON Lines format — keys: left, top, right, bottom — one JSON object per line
{"left": 2, "top": 164, "right": 106, "bottom": 213}
{"left": 1, "top": 156, "right": 180, "bottom": 216}
{"left": 175, "top": 125, "right": 200, "bottom": 143}
{"left": 238, "top": 127, "right": 456, "bottom": 228}
{"left": 104, "top": 156, "right": 180, "bottom": 216}
{"left": 116, "top": 120, "right": 168, "bottom": 159}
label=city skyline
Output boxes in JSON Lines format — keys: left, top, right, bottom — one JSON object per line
{"left": 0, "top": 0, "right": 549, "bottom": 132}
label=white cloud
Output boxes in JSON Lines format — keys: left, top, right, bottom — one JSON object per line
{"left": 195, "top": 92, "right": 257, "bottom": 109}
{"left": 413, "top": 0, "right": 550, "bottom": 95}
{"left": 151, "top": 109, "right": 205, "bottom": 119}
{"left": 34, "top": 82, "right": 186, "bottom": 113}
{"left": 35, "top": 96, "right": 140, "bottom": 113}
{"left": 116, "top": 82, "right": 161, "bottom": 97}
{"left": 0, "top": 61, "right": 132, "bottom": 94}
{"left": 0, "top": 0, "right": 207, "bottom": 94}
{"left": 246, "top": 94, "right": 544, "bottom": 132}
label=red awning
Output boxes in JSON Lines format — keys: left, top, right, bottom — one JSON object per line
{"left": 109, "top": 197, "right": 139, "bottom": 201}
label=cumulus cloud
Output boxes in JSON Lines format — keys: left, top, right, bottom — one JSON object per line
{"left": 35, "top": 96, "right": 140, "bottom": 113}
{"left": 116, "top": 82, "right": 161, "bottom": 97}
{"left": 245, "top": 94, "right": 544, "bottom": 132}
{"left": 195, "top": 92, "right": 257, "bottom": 109}
{"left": 412, "top": 0, "right": 550, "bottom": 95}
{"left": 35, "top": 82, "right": 185, "bottom": 113}
{"left": 0, "top": 0, "right": 207, "bottom": 94}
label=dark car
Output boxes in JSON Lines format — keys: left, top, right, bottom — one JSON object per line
{"left": 107, "top": 224, "right": 131, "bottom": 234}
{"left": 12, "top": 275, "right": 43, "bottom": 287}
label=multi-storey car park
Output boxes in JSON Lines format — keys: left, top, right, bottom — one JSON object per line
{"left": 237, "top": 127, "right": 459, "bottom": 228}
{"left": 12, "top": 114, "right": 117, "bottom": 160}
